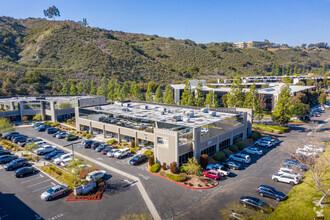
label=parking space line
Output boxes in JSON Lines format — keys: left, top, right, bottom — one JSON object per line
{"left": 51, "top": 182, "right": 56, "bottom": 186}
{"left": 26, "top": 179, "right": 51, "bottom": 188}
{"left": 21, "top": 176, "right": 42, "bottom": 184}
{"left": 32, "top": 184, "right": 54, "bottom": 193}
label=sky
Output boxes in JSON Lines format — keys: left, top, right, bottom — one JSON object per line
{"left": 1, "top": 0, "right": 329, "bottom": 46}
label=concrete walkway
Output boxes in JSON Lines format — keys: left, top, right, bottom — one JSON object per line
{"left": 37, "top": 137, "right": 161, "bottom": 220}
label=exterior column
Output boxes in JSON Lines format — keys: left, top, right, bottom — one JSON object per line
{"left": 103, "top": 124, "right": 106, "bottom": 138}
{"left": 117, "top": 128, "right": 121, "bottom": 143}
{"left": 40, "top": 101, "right": 46, "bottom": 121}
{"left": 50, "top": 101, "right": 56, "bottom": 122}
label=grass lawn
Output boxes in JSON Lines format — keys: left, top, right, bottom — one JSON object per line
{"left": 268, "top": 148, "right": 330, "bottom": 219}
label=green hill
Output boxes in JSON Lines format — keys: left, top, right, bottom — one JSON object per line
{"left": 0, "top": 16, "right": 329, "bottom": 95}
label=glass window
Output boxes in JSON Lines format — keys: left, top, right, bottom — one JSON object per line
{"left": 201, "top": 144, "right": 216, "bottom": 156}
{"left": 219, "top": 138, "right": 230, "bottom": 151}
{"left": 179, "top": 151, "right": 193, "bottom": 166}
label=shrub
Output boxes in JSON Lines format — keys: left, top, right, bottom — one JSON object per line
{"left": 159, "top": 170, "right": 166, "bottom": 177}
{"left": 148, "top": 155, "right": 155, "bottom": 166}
{"left": 51, "top": 122, "right": 59, "bottom": 127}
{"left": 144, "top": 150, "right": 153, "bottom": 157}
{"left": 86, "top": 134, "right": 93, "bottom": 139}
{"left": 149, "top": 163, "right": 160, "bottom": 173}
{"left": 106, "top": 139, "right": 117, "bottom": 144}
{"left": 236, "top": 141, "right": 245, "bottom": 150}
{"left": 162, "top": 162, "right": 167, "bottom": 170}
{"left": 131, "top": 141, "right": 135, "bottom": 148}
{"left": 170, "top": 162, "right": 178, "bottom": 174}
{"left": 82, "top": 132, "right": 86, "bottom": 137}
{"left": 130, "top": 147, "right": 140, "bottom": 153}
{"left": 26, "top": 157, "right": 32, "bottom": 161}
{"left": 33, "top": 113, "right": 42, "bottom": 121}
{"left": 213, "top": 151, "right": 226, "bottom": 161}
{"left": 224, "top": 149, "right": 231, "bottom": 157}
{"left": 200, "top": 154, "right": 209, "bottom": 169}
{"left": 252, "top": 124, "right": 289, "bottom": 134}
{"left": 166, "top": 173, "right": 187, "bottom": 182}
{"left": 44, "top": 121, "right": 51, "bottom": 125}
{"left": 229, "top": 144, "right": 238, "bottom": 153}
{"left": 248, "top": 132, "right": 260, "bottom": 140}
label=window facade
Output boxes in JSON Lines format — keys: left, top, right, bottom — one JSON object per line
{"left": 179, "top": 151, "right": 193, "bottom": 166}
{"left": 219, "top": 138, "right": 231, "bottom": 151}
{"left": 201, "top": 144, "right": 216, "bottom": 156}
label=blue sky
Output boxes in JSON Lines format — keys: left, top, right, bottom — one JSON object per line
{"left": 1, "top": 0, "right": 329, "bottom": 46}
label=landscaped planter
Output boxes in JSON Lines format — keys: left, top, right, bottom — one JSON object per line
{"left": 66, "top": 181, "right": 106, "bottom": 201}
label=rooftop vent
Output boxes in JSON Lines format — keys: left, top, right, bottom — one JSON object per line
{"left": 209, "top": 111, "right": 216, "bottom": 117}
{"left": 201, "top": 108, "right": 208, "bottom": 113}
{"left": 140, "top": 105, "right": 148, "bottom": 110}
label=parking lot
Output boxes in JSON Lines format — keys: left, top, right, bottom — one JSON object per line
{"left": 7, "top": 108, "right": 330, "bottom": 220}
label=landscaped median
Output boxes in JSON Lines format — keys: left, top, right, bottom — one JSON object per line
{"left": 252, "top": 123, "right": 290, "bottom": 134}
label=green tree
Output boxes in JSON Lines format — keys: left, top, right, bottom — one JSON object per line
{"left": 44, "top": 5, "right": 60, "bottom": 20}
{"left": 282, "top": 77, "right": 293, "bottom": 84}
{"left": 293, "top": 66, "right": 298, "bottom": 75}
{"left": 69, "top": 81, "right": 78, "bottom": 95}
{"left": 319, "top": 93, "right": 326, "bottom": 106}
{"left": 272, "top": 84, "right": 292, "bottom": 126}
{"left": 1, "top": 72, "right": 17, "bottom": 95}
{"left": 60, "top": 82, "right": 70, "bottom": 95}
{"left": 0, "top": 117, "right": 14, "bottom": 137}
{"left": 244, "top": 84, "right": 263, "bottom": 120}
{"left": 180, "top": 80, "right": 192, "bottom": 106}
{"left": 205, "top": 90, "right": 218, "bottom": 108}
{"left": 154, "top": 86, "right": 163, "bottom": 103}
{"left": 195, "top": 81, "right": 205, "bottom": 107}
{"left": 107, "top": 79, "right": 117, "bottom": 101}
{"left": 296, "top": 81, "right": 305, "bottom": 86}
{"left": 145, "top": 82, "right": 154, "bottom": 102}
{"left": 181, "top": 157, "right": 201, "bottom": 176}
{"left": 164, "top": 86, "right": 175, "bottom": 104}
{"left": 226, "top": 76, "right": 245, "bottom": 107}
{"left": 130, "top": 81, "right": 143, "bottom": 100}
{"left": 120, "top": 82, "right": 131, "bottom": 99}
{"left": 290, "top": 103, "right": 309, "bottom": 118}
{"left": 77, "top": 82, "right": 84, "bottom": 95}
{"left": 187, "top": 93, "right": 196, "bottom": 106}
{"left": 90, "top": 80, "right": 97, "bottom": 95}
{"left": 97, "top": 76, "right": 108, "bottom": 97}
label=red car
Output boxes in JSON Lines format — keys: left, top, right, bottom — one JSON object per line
{"left": 203, "top": 170, "right": 221, "bottom": 180}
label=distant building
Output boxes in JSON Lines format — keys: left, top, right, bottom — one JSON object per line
{"left": 0, "top": 96, "right": 106, "bottom": 122}
{"left": 233, "top": 41, "right": 270, "bottom": 49}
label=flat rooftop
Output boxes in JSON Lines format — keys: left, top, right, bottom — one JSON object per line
{"left": 83, "top": 102, "right": 239, "bottom": 128}
{"left": 0, "top": 96, "right": 100, "bottom": 104}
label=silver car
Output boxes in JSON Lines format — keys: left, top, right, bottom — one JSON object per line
{"left": 41, "top": 185, "right": 69, "bottom": 201}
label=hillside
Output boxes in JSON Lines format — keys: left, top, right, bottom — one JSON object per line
{"left": 0, "top": 16, "right": 330, "bottom": 95}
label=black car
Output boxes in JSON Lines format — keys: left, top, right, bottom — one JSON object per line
{"left": 91, "top": 142, "right": 101, "bottom": 150}
{"left": 44, "top": 150, "right": 64, "bottom": 160}
{"left": 52, "top": 131, "right": 62, "bottom": 137}
{"left": 239, "top": 196, "right": 272, "bottom": 213}
{"left": 13, "top": 136, "right": 28, "bottom": 143}
{"left": 46, "top": 128, "right": 60, "bottom": 134}
{"left": 0, "top": 150, "right": 11, "bottom": 156}
{"left": 256, "top": 185, "right": 286, "bottom": 202}
{"left": 4, "top": 132, "right": 19, "bottom": 140}
{"left": 82, "top": 140, "right": 93, "bottom": 148}
{"left": 0, "top": 155, "right": 18, "bottom": 164}
{"left": 129, "top": 154, "right": 148, "bottom": 165}
{"left": 222, "top": 161, "right": 241, "bottom": 170}
{"left": 15, "top": 167, "right": 37, "bottom": 177}
{"left": 10, "top": 133, "right": 22, "bottom": 141}
{"left": 4, "top": 158, "right": 29, "bottom": 171}
{"left": 36, "top": 125, "right": 51, "bottom": 132}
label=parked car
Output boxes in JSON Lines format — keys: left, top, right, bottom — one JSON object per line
{"left": 222, "top": 161, "right": 241, "bottom": 170}
{"left": 255, "top": 140, "right": 273, "bottom": 148}
{"left": 41, "top": 185, "right": 69, "bottom": 201}
{"left": 256, "top": 185, "right": 286, "bottom": 202}
{"left": 51, "top": 152, "right": 66, "bottom": 161}
{"left": 260, "top": 136, "right": 279, "bottom": 145}
{"left": 56, "top": 132, "right": 67, "bottom": 139}
{"left": 46, "top": 128, "right": 60, "bottom": 134}
{"left": 15, "top": 167, "right": 37, "bottom": 178}
{"left": 4, "top": 158, "right": 28, "bottom": 171}
{"left": 303, "top": 145, "right": 324, "bottom": 153}
{"left": 12, "top": 135, "right": 28, "bottom": 143}
{"left": 206, "top": 164, "right": 231, "bottom": 176}
{"left": 239, "top": 196, "right": 272, "bottom": 213}
{"left": 86, "top": 170, "right": 107, "bottom": 181}
{"left": 65, "top": 134, "right": 79, "bottom": 141}
{"left": 95, "top": 144, "right": 107, "bottom": 152}
{"left": 296, "top": 148, "right": 319, "bottom": 157}
{"left": 278, "top": 167, "right": 301, "bottom": 178}
{"left": 0, "top": 150, "right": 11, "bottom": 156}
{"left": 129, "top": 154, "right": 148, "bottom": 165}
{"left": 32, "top": 122, "right": 43, "bottom": 128}
{"left": 114, "top": 148, "right": 131, "bottom": 159}
{"left": 60, "top": 158, "right": 77, "bottom": 167}
{"left": 0, "top": 155, "right": 18, "bottom": 164}
{"left": 52, "top": 131, "right": 62, "bottom": 137}
{"left": 4, "top": 132, "right": 19, "bottom": 140}
{"left": 91, "top": 142, "right": 103, "bottom": 150}
{"left": 34, "top": 145, "right": 57, "bottom": 155}
{"left": 0, "top": 145, "right": 3, "bottom": 150}
{"left": 107, "top": 149, "right": 120, "bottom": 157}
{"left": 229, "top": 153, "right": 251, "bottom": 164}
{"left": 203, "top": 170, "right": 221, "bottom": 180}
{"left": 36, "top": 124, "right": 51, "bottom": 132}
{"left": 82, "top": 140, "right": 94, "bottom": 148}
{"left": 44, "top": 150, "right": 64, "bottom": 160}
{"left": 101, "top": 146, "right": 112, "bottom": 155}
{"left": 10, "top": 133, "right": 23, "bottom": 141}
{"left": 283, "top": 160, "right": 308, "bottom": 171}
{"left": 272, "top": 173, "right": 300, "bottom": 185}
{"left": 53, "top": 153, "right": 73, "bottom": 165}
{"left": 242, "top": 147, "right": 263, "bottom": 156}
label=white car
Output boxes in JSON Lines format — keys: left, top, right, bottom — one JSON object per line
{"left": 278, "top": 167, "right": 301, "bottom": 178}
{"left": 216, "top": 166, "right": 231, "bottom": 176}
{"left": 272, "top": 173, "right": 300, "bottom": 185}
{"left": 53, "top": 153, "right": 73, "bottom": 165}
{"left": 40, "top": 184, "right": 69, "bottom": 201}
{"left": 303, "top": 145, "right": 324, "bottom": 153}
{"left": 86, "top": 170, "right": 107, "bottom": 181}
{"left": 60, "top": 158, "right": 77, "bottom": 167}
{"left": 296, "top": 148, "right": 319, "bottom": 157}
{"left": 229, "top": 153, "right": 251, "bottom": 164}
{"left": 242, "top": 147, "right": 263, "bottom": 156}
{"left": 35, "top": 145, "right": 57, "bottom": 155}
{"left": 107, "top": 149, "right": 119, "bottom": 157}
{"left": 114, "top": 148, "right": 131, "bottom": 159}
{"left": 255, "top": 140, "right": 273, "bottom": 148}
{"left": 261, "top": 137, "right": 278, "bottom": 144}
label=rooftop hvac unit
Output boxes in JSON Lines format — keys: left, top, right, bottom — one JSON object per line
{"left": 183, "top": 116, "right": 190, "bottom": 123}
{"left": 122, "top": 108, "right": 130, "bottom": 112}
{"left": 209, "top": 111, "right": 216, "bottom": 116}
{"left": 123, "top": 103, "right": 131, "bottom": 107}
{"left": 201, "top": 108, "right": 208, "bottom": 113}
{"left": 160, "top": 111, "right": 165, "bottom": 115}
{"left": 189, "top": 110, "right": 194, "bottom": 117}
{"left": 159, "top": 107, "right": 166, "bottom": 112}
{"left": 140, "top": 105, "right": 148, "bottom": 109}
{"left": 173, "top": 115, "right": 182, "bottom": 121}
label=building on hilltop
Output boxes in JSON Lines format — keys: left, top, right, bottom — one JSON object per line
{"left": 75, "top": 101, "right": 252, "bottom": 166}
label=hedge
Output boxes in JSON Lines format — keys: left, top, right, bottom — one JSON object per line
{"left": 229, "top": 144, "right": 238, "bottom": 153}
{"left": 51, "top": 122, "right": 59, "bottom": 127}
{"left": 144, "top": 150, "right": 153, "bottom": 157}
{"left": 41, "top": 164, "right": 82, "bottom": 188}
{"left": 166, "top": 173, "right": 187, "bottom": 182}
{"left": 106, "top": 139, "right": 117, "bottom": 144}
{"left": 236, "top": 141, "right": 245, "bottom": 150}
{"left": 248, "top": 131, "right": 260, "bottom": 140}
{"left": 86, "top": 134, "right": 93, "bottom": 139}
{"left": 213, "top": 151, "right": 226, "bottom": 161}
{"left": 130, "top": 147, "right": 140, "bottom": 153}
{"left": 252, "top": 124, "right": 290, "bottom": 134}
{"left": 149, "top": 163, "right": 160, "bottom": 173}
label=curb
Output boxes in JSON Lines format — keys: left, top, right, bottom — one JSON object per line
{"left": 147, "top": 164, "right": 218, "bottom": 190}
{"left": 252, "top": 129, "right": 284, "bottom": 136}
{"left": 32, "top": 164, "right": 63, "bottom": 185}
